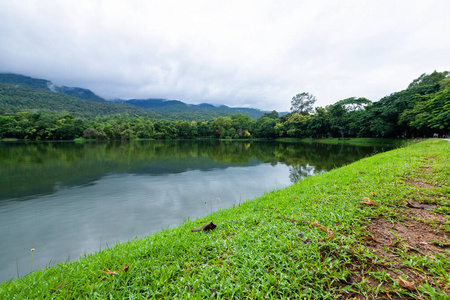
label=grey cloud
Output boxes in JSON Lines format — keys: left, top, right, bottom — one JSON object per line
{"left": 1, "top": 0, "right": 450, "bottom": 112}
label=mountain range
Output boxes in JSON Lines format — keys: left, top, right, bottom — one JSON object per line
{"left": 0, "top": 73, "right": 270, "bottom": 121}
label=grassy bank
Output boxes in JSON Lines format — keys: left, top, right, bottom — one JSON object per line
{"left": 297, "top": 137, "right": 408, "bottom": 147}
{"left": 1, "top": 140, "right": 449, "bottom": 299}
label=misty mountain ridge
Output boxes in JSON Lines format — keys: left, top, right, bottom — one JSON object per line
{"left": 0, "top": 73, "right": 105, "bottom": 103}
{"left": 0, "top": 73, "right": 270, "bottom": 120}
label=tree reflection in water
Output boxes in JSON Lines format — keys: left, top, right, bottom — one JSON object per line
{"left": 289, "top": 164, "right": 319, "bottom": 183}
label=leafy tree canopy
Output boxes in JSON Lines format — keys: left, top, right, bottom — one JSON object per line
{"left": 331, "top": 97, "right": 372, "bottom": 112}
{"left": 290, "top": 92, "right": 316, "bottom": 115}
{"left": 407, "top": 70, "right": 450, "bottom": 89}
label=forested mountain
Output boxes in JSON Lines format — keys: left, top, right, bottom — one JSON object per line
{"left": 0, "top": 73, "right": 105, "bottom": 102}
{"left": 48, "top": 85, "right": 106, "bottom": 103}
{"left": 0, "top": 83, "right": 165, "bottom": 119}
{"left": 0, "top": 73, "right": 268, "bottom": 121}
{"left": 114, "top": 99, "right": 266, "bottom": 120}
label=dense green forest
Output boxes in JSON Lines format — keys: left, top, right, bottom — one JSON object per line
{"left": 0, "top": 71, "right": 449, "bottom": 141}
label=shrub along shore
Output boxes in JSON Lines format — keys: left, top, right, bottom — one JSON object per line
{"left": 1, "top": 139, "right": 449, "bottom": 299}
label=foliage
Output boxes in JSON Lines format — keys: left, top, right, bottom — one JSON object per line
{"left": 114, "top": 99, "right": 267, "bottom": 121}
{"left": 407, "top": 70, "right": 450, "bottom": 89}
{"left": 400, "top": 78, "right": 450, "bottom": 132}
{"left": 0, "top": 73, "right": 50, "bottom": 90}
{"left": 290, "top": 92, "right": 316, "bottom": 115}
{"left": 0, "top": 83, "right": 165, "bottom": 120}
{"left": 1, "top": 71, "right": 450, "bottom": 141}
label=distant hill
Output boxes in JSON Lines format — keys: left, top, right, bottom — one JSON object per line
{"left": 0, "top": 73, "right": 273, "bottom": 121}
{"left": 0, "top": 73, "right": 105, "bottom": 102}
{"left": 0, "top": 83, "right": 165, "bottom": 119}
{"left": 113, "top": 99, "right": 267, "bottom": 120}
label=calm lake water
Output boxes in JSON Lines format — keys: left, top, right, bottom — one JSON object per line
{"left": 0, "top": 140, "right": 393, "bottom": 282}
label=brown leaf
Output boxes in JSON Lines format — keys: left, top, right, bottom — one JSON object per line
{"left": 371, "top": 192, "right": 377, "bottom": 197}
{"left": 397, "top": 277, "right": 415, "bottom": 291}
{"left": 191, "top": 221, "right": 217, "bottom": 232}
{"left": 100, "top": 267, "right": 119, "bottom": 276}
{"left": 278, "top": 217, "right": 334, "bottom": 239}
{"left": 360, "top": 197, "right": 378, "bottom": 206}
{"left": 118, "top": 265, "right": 130, "bottom": 273}
{"left": 211, "top": 288, "right": 217, "bottom": 294}
{"left": 57, "top": 279, "right": 66, "bottom": 289}
{"left": 310, "top": 221, "right": 335, "bottom": 239}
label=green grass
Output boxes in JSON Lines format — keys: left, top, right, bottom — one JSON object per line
{"left": 1, "top": 140, "right": 449, "bottom": 299}
{"left": 296, "top": 137, "right": 409, "bottom": 147}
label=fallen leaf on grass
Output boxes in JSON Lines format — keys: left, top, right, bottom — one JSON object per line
{"left": 120, "top": 265, "right": 129, "bottom": 272}
{"left": 310, "top": 221, "right": 335, "bottom": 239}
{"left": 100, "top": 267, "right": 119, "bottom": 276}
{"left": 279, "top": 217, "right": 334, "bottom": 239}
{"left": 366, "top": 234, "right": 380, "bottom": 243}
{"left": 50, "top": 279, "right": 66, "bottom": 291}
{"left": 191, "top": 221, "right": 217, "bottom": 232}
{"left": 360, "top": 197, "right": 378, "bottom": 206}
{"left": 371, "top": 192, "right": 377, "bottom": 197}
{"left": 397, "top": 277, "right": 416, "bottom": 291}
{"left": 57, "top": 279, "right": 66, "bottom": 289}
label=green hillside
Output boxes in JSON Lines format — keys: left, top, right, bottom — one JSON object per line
{"left": 114, "top": 99, "right": 266, "bottom": 120}
{"left": 0, "top": 83, "right": 165, "bottom": 119}
{"left": 0, "top": 73, "right": 106, "bottom": 102}
{"left": 0, "top": 73, "right": 50, "bottom": 90}
{"left": 50, "top": 85, "right": 106, "bottom": 103}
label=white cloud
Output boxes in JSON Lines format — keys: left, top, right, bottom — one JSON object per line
{"left": 1, "top": 0, "right": 449, "bottom": 111}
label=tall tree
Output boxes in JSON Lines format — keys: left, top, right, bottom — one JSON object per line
{"left": 290, "top": 92, "right": 316, "bottom": 115}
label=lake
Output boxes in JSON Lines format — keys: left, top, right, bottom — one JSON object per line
{"left": 0, "top": 140, "right": 393, "bottom": 282}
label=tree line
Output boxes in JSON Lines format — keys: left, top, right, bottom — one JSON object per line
{"left": 1, "top": 71, "right": 448, "bottom": 141}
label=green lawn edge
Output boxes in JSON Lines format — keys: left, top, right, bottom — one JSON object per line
{"left": 1, "top": 139, "right": 449, "bottom": 299}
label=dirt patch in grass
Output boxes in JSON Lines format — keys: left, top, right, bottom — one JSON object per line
{"left": 367, "top": 212, "right": 448, "bottom": 257}
{"left": 357, "top": 206, "right": 450, "bottom": 298}
{"left": 419, "top": 166, "right": 433, "bottom": 174}
{"left": 404, "top": 178, "right": 439, "bottom": 189}
{"left": 337, "top": 202, "right": 450, "bottom": 299}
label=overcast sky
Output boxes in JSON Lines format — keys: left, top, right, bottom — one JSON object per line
{"left": 1, "top": 0, "right": 449, "bottom": 111}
